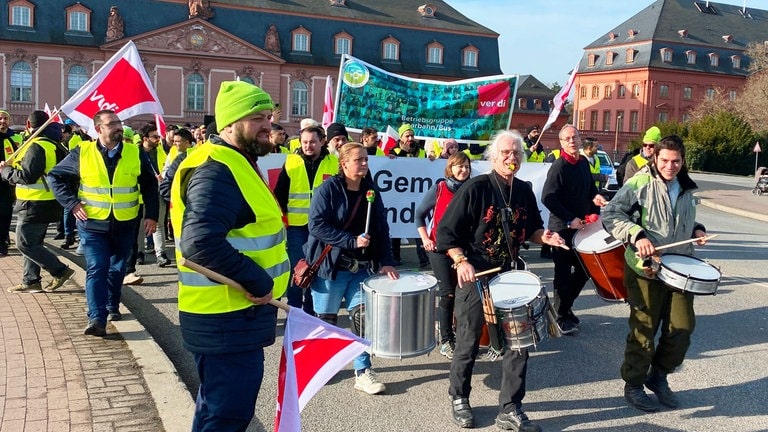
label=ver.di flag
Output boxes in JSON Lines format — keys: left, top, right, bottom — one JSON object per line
{"left": 60, "top": 40, "right": 164, "bottom": 137}
{"left": 378, "top": 125, "right": 399, "bottom": 154}
{"left": 321, "top": 75, "right": 335, "bottom": 129}
{"left": 274, "top": 308, "right": 370, "bottom": 432}
{"left": 541, "top": 59, "right": 579, "bottom": 133}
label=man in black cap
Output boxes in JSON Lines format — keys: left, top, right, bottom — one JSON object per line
{"left": 325, "top": 122, "right": 349, "bottom": 157}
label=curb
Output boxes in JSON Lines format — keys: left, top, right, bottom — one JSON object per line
{"left": 49, "top": 241, "right": 196, "bottom": 432}
{"left": 697, "top": 195, "right": 768, "bottom": 222}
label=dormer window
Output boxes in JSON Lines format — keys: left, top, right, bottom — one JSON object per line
{"left": 518, "top": 98, "right": 526, "bottom": 109}
{"left": 334, "top": 31, "right": 353, "bottom": 56}
{"left": 606, "top": 51, "right": 615, "bottom": 65}
{"left": 722, "top": 35, "right": 733, "bottom": 43}
{"left": 686, "top": 50, "right": 696, "bottom": 64}
{"left": 66, "top": 3, "right": 92, "bottom": 33}
{"left": 626, "top": 48, "right": 636, "bottom": 63}
{"left": 660, "top": 48, "right": 673, "bottom": 63}
{"left": 678, "top": 29, "right": 688, "bottom": 38}
{"left": 426, "top": 41, "right": 443, "bottom": 65}
{"left": 8, "top": 0, "right": 35, "bottom": 27}
{"left": 329, "top": 0, "right": 346, "bottom": 6}
{"left": 418, "top": 4, "right": 437, "bottom": 17}
{"left": 709, "top": 52, "right": 719, "bottom": 67}
{"left": 588, "top": 53, "right": 597, "bottom": 67}
{"left": 608, "top": 32, "right": 617, "bottom": 41}
{"left": 382, "top": 36, "right": 400, "bottom": 61}
{"left": 627, "top": 29, "right": 638, "bottom": 38}
{"left": 732, "top": 55, "right": 741, "bottom": 69}
{"left": 291, "top": 26, "right": 312, "bottom": 53}
{"left": 462, "top": 45, "right": 478, "bottom": 68}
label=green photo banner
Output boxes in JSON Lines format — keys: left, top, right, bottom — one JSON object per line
{"left": 335, "top": 55, "right": 518, "bottom": 143}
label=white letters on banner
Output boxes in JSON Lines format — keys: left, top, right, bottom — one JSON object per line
{"left": 258, "top": 154, "right": 551, "bottom": 238}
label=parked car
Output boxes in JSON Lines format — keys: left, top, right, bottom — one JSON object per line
{"left": 596, "top": 150, "right": 619, "bottom": 199}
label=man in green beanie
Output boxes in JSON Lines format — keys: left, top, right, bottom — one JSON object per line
{"left": 623, "top": 126, "right": 660, "bottom": 184}
{"left": 170, "top": 80, "right": 290, "bottom": 430}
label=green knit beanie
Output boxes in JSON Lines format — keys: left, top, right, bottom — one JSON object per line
{"left": 643, "top": 126, "right": 661, "bottom": 144}
{"left": 398, "top": 123, "right": 414, "bottom": 137}
{"left": 215, "top": 81, "right": 274, "bottom": 132}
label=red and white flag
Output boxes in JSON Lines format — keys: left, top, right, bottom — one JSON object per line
{"left": 321, "top": 75, "right": 335, "bottom": 129}
{"left": 51, "top": 106, "right": 63, "bottom": 123}
{"left": 378, "top": 125, "right": 399, "bottom": 154}
{"left": 542, "top": 59, "right": 580, "bottom": 133}
{"left": 274, "top": 308, "right": 370, "bottom": 432}
{"left": 43, "top": 103, "right": 63, "bottom": 124}
{"left": 155, "top": 113, "right": 167, "bottom": 137}
{"left": 61, "top": 40, "right": 164, "bottom": 137}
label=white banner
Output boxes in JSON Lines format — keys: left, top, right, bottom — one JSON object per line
{"left": 258, "top": 154, "right": 551, "bottom": 238}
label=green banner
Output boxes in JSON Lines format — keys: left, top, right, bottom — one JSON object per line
{"left": 335, "top": 55, "right": 517, "bottom": 143}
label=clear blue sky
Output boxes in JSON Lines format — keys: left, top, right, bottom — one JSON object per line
{"left": 449, "top": 0, "right": 757, "bottom": 88}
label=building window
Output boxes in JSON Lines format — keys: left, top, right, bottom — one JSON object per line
{"left": 334, "top": 32, "right": 352, "bottom": 56}
{"left": 462, "top": 45, "right": 478, "bottom": 68}
{"left": 69, "top": 11, "right": 87, "bottom": 32}
{"left": 629, "top": 111, "right": 639, "bottom": 133}
{"left": 534, "top": 99, "right": 542, "bottom": 110}
{"left": 603, "top": 111, "right": 611, "bottom": 131}
{"left": 67, "top": 65, "right": 88, "bottom": 98}
{"left": 186, "top": 73, "right": 205, "bottom": 111}
{"left": 590, "top": 111, "right": 598, "bottom": 131}
{"left": 616, "top": 110, "right": 624, "bottom": 132}
{"left": 705, "top": 88, "right": 715, "bottom": 100}
{"left": 686, "top": 50, "right": 696, "bottom": 64}
{"left": 683, "top": 86, "right": 692, "bottom": 100}
{"left": 604, "top": 85, "right": 613, "bottom": 99}
{"left": 10, "top": 61, "right": 32, "bottom": 102}
{"left": 518, "top": 98, "right": 526, "bottom": 109}
{"left": 658, "top": 112, "right": 668, "bottom": 123}
{"left": 606, "top": 51, "right": 614, "bottom": 66}
{"left": 660, "top": 48, "right": 673, "bottom": 63}
{"left": 591, "top": 85, "right": 599, "bottom": 99}
{"left": 291, "top": 27, "right": 311, "bottom": 53}
{"left": 632, "top": 84, "right": 640, "bottom": 98}
{"left": 588, "top": 54, "right": 597, "bottom": 67}
{"left": 580, "top": 86, "right": 587, "bottom": 99}
{"left": 291, "top": 81, "right": 308, "bottom": 116}
{"left": 382, "top": 36, "right": 399, "bottom": 61}
{"left": 659, "top": 84, "right": 669, "bottom": 98}
{"left": 427, "top": 42, "right": 443, "bottom": 65}
{"left": 732, "top": 55, "right": 741, "bottom": 69}
{"left": 729, "top": 89, "right": 737, "bottom": 101}
{"left": 578, "top": 111, "right": 586, "bottom": 130}
{"left": 626, "top": 48, "right": 636, "bottom": 63}
{"left": 10, "top": 2, "right": 33, "bottom": 27}
{"left": 618, "top": 84, "right": 626, "bottom": 98}
{"left": 709, "top": 53, "right": 719, "bottom": 67}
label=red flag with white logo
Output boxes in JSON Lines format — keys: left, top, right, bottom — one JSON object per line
{"left": 274, "top": 308, "right": 370, "bottom": 432}
{"left": 155, "top": 113, "right": 167, "bottom": 137}
{"left": 378, "top": 125, "right": 399, "bottom": 154}
{"left": 542, "top": 60, "right": 580, "bottom": 133}
{"left": 321, "top": 76, "right": 335, "bottom": 130}
{"left": 60, "top": 40, "right": 164, "bottom": 137}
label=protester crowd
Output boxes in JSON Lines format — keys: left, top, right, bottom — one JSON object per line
{"left": 1, "top": 83, "right": 708, "bottom": 431}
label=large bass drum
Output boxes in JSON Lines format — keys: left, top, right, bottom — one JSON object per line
{"left": 362, "top": 271, "right": 436, "bottom": 359}
{"left": 573, "top": 218, "right": 627, "bottom": 302}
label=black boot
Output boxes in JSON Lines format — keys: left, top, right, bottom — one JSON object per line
{"left": 496, "top": 408, "right": 542, "bottom": 431}
{"left": 451, "top": 397, "right": 474, "bottom": 428}
{"left": 645, "top": 367, "right": 679, "bottom": 408}
{"left": 60, "top": 235, "right": 75, "bottom": 249}
{"left": 624, "top": 383, "right": 660, "bottom": 412}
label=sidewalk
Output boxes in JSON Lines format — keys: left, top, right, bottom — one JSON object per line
{"left": 0, "top": 186, "right": 763, "bottom": 432}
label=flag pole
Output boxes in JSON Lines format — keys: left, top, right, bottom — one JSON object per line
{"left": 5, "top": 108, "right": 64, "bottom": 165}
{"left": 179, "top": 257, "right": 290, "bottom": 312}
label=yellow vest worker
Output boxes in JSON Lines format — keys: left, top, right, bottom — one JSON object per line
{"left": 284, "top": 152, "right": 338, "bottom": 226}
{"left": 171, "top": 142, "right": 290, "bottom": 313}
{"left": 78, "top": 140, "right": 141, "bottom": 221}
{"left": 12, "top": 138, "right": 58, "bottom": 201}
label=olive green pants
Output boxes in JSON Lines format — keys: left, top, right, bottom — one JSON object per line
{"left": 621, "top": 264, "right": 696, "bottom": 386}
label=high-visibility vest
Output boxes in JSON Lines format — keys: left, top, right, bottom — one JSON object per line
{"left": 2, "top": 133, "right": 21, "bottom": 158}
{"left": 527, "top": 151, "right": 545, "bottom": 163}
{"left": 13, "top": 138, "right": 57, "bottom": 201}
{"left": 170, "top": 142, "right": 290, "bottom": 314}
{"left": 547, "top": 149, "right": 561, "bottom": 160}
{"left": 77, "top": 141, "right": 141, "bottom": 221}
{"left": 285, "top": 153, "right": 338, "bottom": 226}
{"left": 289, "top": 137, "right": 301, "bottom": 153}
{"left": 632, "top": 153, "right": 650, "bottom": 170}
{"left": 462, "top": 149, "right": 484, "bottom": 160}
{"left": 68, "top": 133, "right": 82, "bottom": 150}
{"left": 581, "top": 151, "right": 602, "bottom": 188}
{"left": 390, "top": 147, "right": 426, "bottom": 158}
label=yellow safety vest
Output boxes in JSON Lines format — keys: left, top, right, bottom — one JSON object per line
{"left": 78, "top": 141, "right": 141, "bottom": 221}
{"left": 285, "top": 153, "right": 338, "bottom": 226}
{"left": 156, "top": 144, "right": 167, "bottom": 173}
{"left": 632, "top": 154, "right": 650, "bottom": 170}
{"left": 68, "top": 133, "right": 82, "bottom": 151}
{"left": 581, "top": 151, "right": 602, "bottom": 188}
{"left": 547, "top": 149, "right": 561, "bottom": 160}
{"left": 462, "top": 149, "right": 484, "bottom": 160}
{"left": 13, "top": 138, "right": 57, "bottom": 201}
{"left": 391, "top": 147, "right": 426, "bottom": 158}
{"left": 2, "top": 134, "right": 21, "bottom": 158}
{"left": 289, "top": 137, "right": 301, "bottom": 153}
{"left": 170, "top": 142, "right": 290, "bottom": 314}
{"left": 527, "top": 151, "right": 545, "bottom": 163}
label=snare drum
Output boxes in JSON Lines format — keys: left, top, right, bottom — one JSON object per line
{"left": 488, "top": 271, "right": 549, "bottom": 350}
{"left": 573, "top": 218, "right": 627, "bottom": 302}
{"left": 362, "top": 271, "right": 437, "bottom": 359}
{"left": 657, "top": 254, "right": 720, "bottom": 295}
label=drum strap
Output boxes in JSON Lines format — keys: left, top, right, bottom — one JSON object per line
{"left": 499, "top": 208, "right": 521, "bottom": 270}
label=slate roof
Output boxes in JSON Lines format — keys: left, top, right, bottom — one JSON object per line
{"left": 0, "top": 0, "right": 501, "bottom": 77}
{"left": 579, "top": 0, "right": 768, "bottom": 76}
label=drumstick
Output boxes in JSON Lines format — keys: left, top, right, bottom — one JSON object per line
{"left": 179, "top": 257, "right": 290, "bottom": 312}
{"left": 475, "top": 267, "right": 502, "bottom": 278}
{"left": 634, "top": 234, "right": 718, "bottom": 257}
{"left": 364, "top": 190, "right": 375, "bottom": 234}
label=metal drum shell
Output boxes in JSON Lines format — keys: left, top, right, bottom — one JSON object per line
{"left": 657, "top": 253, "right": 721, "bottom": 295}
{"left": 362, "top": 271, "right": 437, "bottom": 359}
{"left": 488, "top": 271, "right": 549, "bottom": 350}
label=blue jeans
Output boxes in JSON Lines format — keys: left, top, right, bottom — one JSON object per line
{"left": 286, "top": 226, "right": 314, "bottom": 313}
{"left": 63, "top": 209, "right": 76, "bottom": 237}
{"left": 312, "top": 269, "right": 370, "bottom": 370}
{"left": 192, "top": 349, "right": 264, "bottom": 432}
{"left": 78, "top": 220, "right": 135, "bottom": 324}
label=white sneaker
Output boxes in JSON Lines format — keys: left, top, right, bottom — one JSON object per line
{"left": 354, "top": 368, "right": 386, "bottom": 395}
{"left": 123, "top": 272, "right": 144, "bottom": 285}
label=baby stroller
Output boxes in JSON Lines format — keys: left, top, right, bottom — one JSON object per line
{"left": 753, "top": 166, "right": 768, "bottom": 196}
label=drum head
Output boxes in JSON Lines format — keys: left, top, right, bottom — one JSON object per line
{"left": 488, "top": 271, "right": 542, "bottom": 309}
{"left": 660, "top": 254, "right": 720, "bottom": 281}
{"left": 364, "top": 271, "right": 437, "bottom": 294}
{"left": 574, "top": 218, "right": 621, "bottom": 253}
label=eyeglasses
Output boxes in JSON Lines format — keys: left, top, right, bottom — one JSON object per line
{"left": 643, "top": 144, "right": 655, "bottom": 148}
{"left": 500, "top": 149, "right": 524, "bottom": 158}
{"left": 101, "top": 120, "right": 122, "bottom": 128}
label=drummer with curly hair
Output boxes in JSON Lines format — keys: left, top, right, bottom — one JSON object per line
{"left": 436, "top": 130, "right": 564, "bottom": 431}
{"left": 602, "top": 134, "right": 708, "bottom": 412}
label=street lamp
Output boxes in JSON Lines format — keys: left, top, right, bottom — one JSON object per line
{"left": 613, "top": 113, "right": 623, "bottom": 161}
